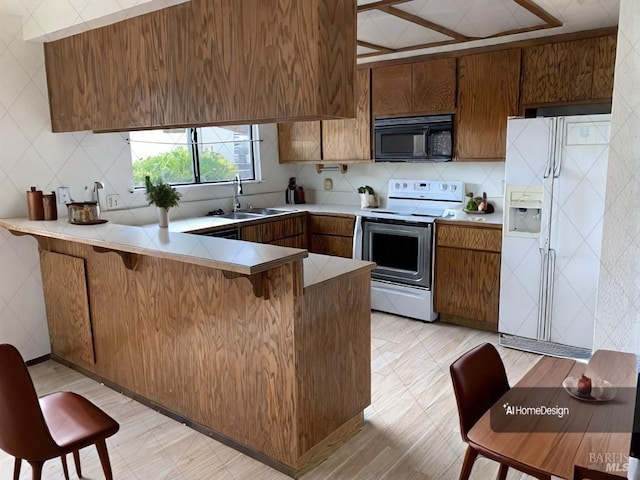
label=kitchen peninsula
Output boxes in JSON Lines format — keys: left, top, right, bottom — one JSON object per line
{"left": 0, "top": 218, "right": 374, "bottom": 478}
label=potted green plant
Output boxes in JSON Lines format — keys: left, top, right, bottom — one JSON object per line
{"left": 357, "top": 185, "right": 379, "bottom": 209}
{"left": 144, "top": 176, "right": 181, "bottom": 228}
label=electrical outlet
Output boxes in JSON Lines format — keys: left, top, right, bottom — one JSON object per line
{"left": 324, "top": 178, "right": 333, "bottom": 191}
{"left": 57, "top": 187, "right": 71, "bottom": 204}
{"left": 106, "top": 194, "right": 122, "bottom": 210}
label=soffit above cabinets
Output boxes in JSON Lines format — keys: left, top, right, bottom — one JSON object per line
{"left": 357, "top": 0, "right": 620, "bottom": 63}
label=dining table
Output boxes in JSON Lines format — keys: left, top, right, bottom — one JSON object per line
{"left": 467, "top": 349, "right": 638, "bottom": 479}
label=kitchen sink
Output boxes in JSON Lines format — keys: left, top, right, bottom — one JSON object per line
{"left": 245, "top": 208, "right": 290, "bottom": 216}
{"left": 217, "top": 211, "right": 263, "bottom": 220}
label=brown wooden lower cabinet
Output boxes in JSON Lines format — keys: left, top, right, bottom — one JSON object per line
{"left": 39, "top": 250, "right": 95, "bottom": 366}
{"left": 240, "top": 213, "right": 307, "bottom": 249}
{"left": 308, "top": 213, "right": 355, "bottom": 258}
{"left": 33, "top": 235, "right": 371, "bottom": 476}
{"left": 433, "top": 221, "right": 502, "bottom": 331}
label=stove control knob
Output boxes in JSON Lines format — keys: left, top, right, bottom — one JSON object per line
{"left": 403, "top": 182, "right": 408, "bottom": 189}
{"left": 449, "top": 184, "right": 457, "bottom": 192}
{"left": 439, "top": 183, "right": 448, "bottom": 191}
{"left": 394, "top": 182, "right": 400, "bottom": 190}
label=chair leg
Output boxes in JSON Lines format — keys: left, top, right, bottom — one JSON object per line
{"left": 60, "top": 454, "right": 70, "bottom": 480}
{"left": 496, "top": 463, "right": 509, "bottom": 480}
{"left": 13, "top": 457, "right": 21, "bottom": 480}
{"left": 73, "top": 450, "right": 82, "bottom": 478}
{"left": 95, "top": 440, "right": 114, "bottom": 480}
{"left": 29, "top": 461, "right": 44, "bottom": 480}
{"left": 459, "top": 445, "right": 479, "bottom": 480}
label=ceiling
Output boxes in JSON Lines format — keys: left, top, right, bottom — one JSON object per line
{"left": 357, "top": 0, "right": 620, "bottom": 63}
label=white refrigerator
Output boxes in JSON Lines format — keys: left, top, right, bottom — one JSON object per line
{"left": 499, "top": 114, "right": 611, "bottom": 358}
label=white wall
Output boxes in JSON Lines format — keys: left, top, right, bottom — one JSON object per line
{"left": 594, "top": 0, "right": 640, "bottom": 353}
{"left": 0, "top": 13, "right": 293, "bottom": 361}
{"left": 293, "top": 161, "right": 505, "bottom": 206}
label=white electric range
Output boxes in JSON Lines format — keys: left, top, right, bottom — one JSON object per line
{"left": 353, "top": 179, "right": 465, "bottom": 321}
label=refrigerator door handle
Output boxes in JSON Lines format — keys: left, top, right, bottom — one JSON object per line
{"left": 537, "top": 248, "right": 550, "bottom": 340}
{"left": 544, "top": 118, "right": 556, "bottom": 179}
{"left": 545, "top": 249, "right": 557, "bottom": 340}
{"left": 553, "top": 118, "right": 564, "bottom": 178}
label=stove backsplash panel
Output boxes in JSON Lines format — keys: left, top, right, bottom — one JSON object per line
{"left": 293, "top": 162, "right": 505, "bottom": 207}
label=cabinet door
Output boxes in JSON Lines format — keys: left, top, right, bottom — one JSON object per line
{"left": 434, "top": 247, "right": 501, "bottom": 325}
{"left": 521, "top": 39, "right": 595, "bottom": 105}
{"left": 322, "top": 69, "right": 372, "bottom": 161}
{"left": 591, "top": 35, "right": 617, "bottom": 100}
{"left": 310, "top": 235, "right": 353, "bottom": 258}
{"left": 39, "top": 250, "right": 95, "bottom": 366}
{"left": 277, "top": 122, "right": 321, "bottom": 163}
{"left": 44, "top": 33, "right": 99, "bottom": 132}
{"left": 412, "top": 58, "right": 456, "bottom": 113}
{"left": 456, "top": 49, "right": 520, "bottom": 161}
{"left": 372, "top": 64, "right": 412, "bottom": 117}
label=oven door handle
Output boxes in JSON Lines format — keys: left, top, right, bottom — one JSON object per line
{"left": 352, "top": 216, "right": 363, "bottom": 260}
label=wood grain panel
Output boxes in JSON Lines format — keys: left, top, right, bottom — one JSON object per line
{"left": 44, "top": 34, "right": 98, "bottom": 132}
{"left": 436, "top": 224, "right": 502, "bottom": 252}
{"left": 591, "top": 34, "right": 617, "bottom": 100}
{"left": 95, "top": 23, "right": 130, "bottom": 130}
{"left": 316, "top": 0, "right": 356, "bottom": 119}
{"left": 372, "top": 64, "right": 412, "bottom": 117}
{"left": 45, "top": 0, "right": 356, "bottom": 132}
{"left": 433, "top": 246, "right": 500, "bottom": 324}
{"left": 278, "top": 122, "right": 322, "bottom": 163}
{"left": 127, "top": 15, "right": 152, "bottom": 129}
{"left": 37, "top": 235, "right": 370, "bottom": 472}
{"left": 556, "top": 39, "right": 595, "bottom": 102}
{"left": 322, "top": 68, "right": 371, "bottom": 161}
{"left": 295, "top": 269, "right": 371, "bottom": 457}
{"left": 39, "top": 250, "right": 95, "bottom": 366}
{"left": 456, "top": 49, "right": 520, "bottom": 161}
{"left": 310, "top": 235, "right": 354, "bottom": 258}
{"left": 522, "top": 39, "right": 597, "bottom": 105}
{"left": 411, "top": 58, "right": 457, "bottom": 113}
{"left": 308, "top": 214, "right": 355, "bottom": 236}
{"left": 190, "top": 0, "right": 236, "bottom": 124}
{"left": 241, "top": 215, "right": 306, "bottom": 244}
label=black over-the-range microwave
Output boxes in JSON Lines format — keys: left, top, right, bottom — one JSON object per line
{"left": 374, "top": 114, "right": 453, "bottom": 162}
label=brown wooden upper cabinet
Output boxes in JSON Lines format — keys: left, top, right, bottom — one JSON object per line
{"left": 456, "top": 49, "right": 521, "bottom": 161}
{"left": 278, "top": 69, "right": 372, "bottom": 164}
{"left": 521, "top": 35, "right": 616, "bottom": 106}
{"left": 44, "top": 0, "right": 357, "bottom": 132}
{"left": 372, "top": 58, "right": 456, "bottom": 118}
{"left": 278, "top": 122, "right": 322, "bottom": 163}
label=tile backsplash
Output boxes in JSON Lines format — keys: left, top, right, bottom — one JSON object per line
{"left": 294, "top": 161, "right": 505, "bottom": 206}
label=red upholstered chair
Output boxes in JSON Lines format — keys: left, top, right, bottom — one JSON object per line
{"left": 0, "top": 343, "right": 119, "bottom": 480}
{"left": 450, "top": 343, "right": 550, "bottom": 480}
{"left": 574, "top": 465, "right": 626, "bottom": 479}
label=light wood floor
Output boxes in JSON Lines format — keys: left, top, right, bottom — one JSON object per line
{"left": 1, "top": 312, "right": 542, "bottom": 480}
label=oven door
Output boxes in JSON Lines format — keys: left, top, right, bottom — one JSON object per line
{"left": 361, "top": 217, "right": 432, "bottom": 289}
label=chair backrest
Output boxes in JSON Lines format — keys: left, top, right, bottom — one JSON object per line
{"left": 0, "top": 344, "right": 59, "bottom": 461}
{"left": 573, "top": 465, "right": 626, "bottom": 480}
{"left": 450, "top": 343, "right": 510, "bottom": 442}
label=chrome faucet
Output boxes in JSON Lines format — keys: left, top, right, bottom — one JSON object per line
{"left": 232, "top": 174, "right": 243, "bottom": 212}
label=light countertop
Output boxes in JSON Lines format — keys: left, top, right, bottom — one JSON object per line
{"left": 0, "top": 217, "right": 307, "bottom": 275}
{"left": 0, "top": 217, "right": 374, "bottom": 289}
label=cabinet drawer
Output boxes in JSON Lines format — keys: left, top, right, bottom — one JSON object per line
{"left": 308, "top": 214, "right": 355, "bottom": 236}
{"left": 310, "top": 235, "right": 353, "bottom": 258}
{"left": 436, "top": 224, "right": 501, "bottom": 252}
{"left": 242, "top": 215, "right": 305, "bottom": 243}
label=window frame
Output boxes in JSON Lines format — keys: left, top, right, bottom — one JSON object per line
{"left": 130, "top": 125, "right": 260, "bottom": 189}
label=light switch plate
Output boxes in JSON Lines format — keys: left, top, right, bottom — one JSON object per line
{"left": 57, "top": 187, "right": 71, "bottom": 204}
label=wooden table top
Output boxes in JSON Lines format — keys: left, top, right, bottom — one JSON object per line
{"left": 467, "top": 350, "right": 638, "bottom": 479}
